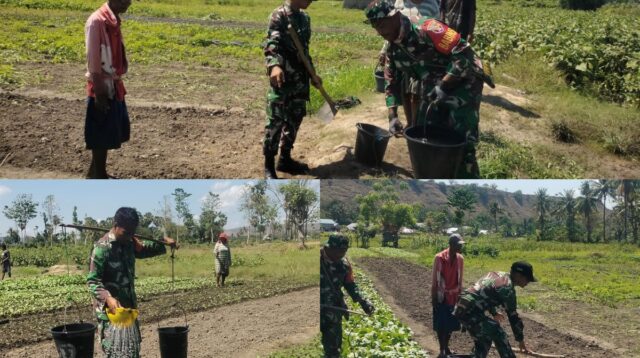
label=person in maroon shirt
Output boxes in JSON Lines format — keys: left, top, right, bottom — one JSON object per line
{"left": 432, "top": 234, "right": 465, "bottom": 358}
{"left": 84, "top": 0, "right": 131, "bottom": 179}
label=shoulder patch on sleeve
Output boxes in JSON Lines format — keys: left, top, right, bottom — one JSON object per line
{"left": 421, "top": 19, "right": 461, "bottom": 55}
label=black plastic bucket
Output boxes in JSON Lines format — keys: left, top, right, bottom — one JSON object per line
{"left": 355, "top": 123, "right": 392, "bottom": 167}
{"left": 50, "top": 323, "right": 96, "bottom": 358}
{"left": 158, "top": 326, "right": 189, "bottom": 358}
{"left": 374, "top": 69, "right": 385, "bottom": 93}
{"left": 404, "top": 125, "right": 466, "bottom": 178}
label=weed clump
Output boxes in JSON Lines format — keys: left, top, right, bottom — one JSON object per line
{"left": 551, "top": 120, "right": 579, "bottom": 143}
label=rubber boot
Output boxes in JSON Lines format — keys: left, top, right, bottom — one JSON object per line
{"left": 264, "top": 155, "right": 278, "bottom": 179}
{"left": 277, "top": 151, "right": 309, "bottom": 174}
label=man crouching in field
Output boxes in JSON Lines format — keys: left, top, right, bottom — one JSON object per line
{"left": 84, "top": 0, "right": 132, "bottom": 179}
{"left": 263, "top": 0, "right": 322, "bottom": 179}
{"left": 87, "top": 207, "right": 176, "bottom": 357}
{"left": 454, "top": 261, "right": 535, "bottom": 357}
{"left": 366, "top": 0, "right": 492, "bottom": 178}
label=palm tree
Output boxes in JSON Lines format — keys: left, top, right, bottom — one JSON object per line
{"left": 535, "top": 188, "right": 549, "bottom": 241}
{"left": 593, "top": 180, "right": 614, "bottom": 242}
{"left": 489, "top": 202, "right": 503, "bottom": 233}
{"left": 555, "top": 190, "right": 577, "bottom": 242}
{"left": 614, "top": 180, "right": 639, "bottom": 242}
{"left": 578, "top": 181, "right": 598, "bottom": 242}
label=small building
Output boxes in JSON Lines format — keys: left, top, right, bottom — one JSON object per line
{"left": 346, "top": 223, "right": 358, "bottom": 231}
{"left": 445, "top": 227, "right": 459, "bottom": 235}
{"left": 319, "top": 219, "right": 339, "bottom": 232}
{"left": 400, "top": 227, "right": 415, "bottom": 235}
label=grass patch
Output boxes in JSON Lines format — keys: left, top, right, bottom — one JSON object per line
{"left": 267, "top": 336, "right": 323, "bottom": 358}
{"left": 477, "top": 130, "right": 585, "bottom": 178}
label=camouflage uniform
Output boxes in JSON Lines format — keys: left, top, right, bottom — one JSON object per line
{"left": 87, "top": 232, "right": 166, "bottom": 356}
{"left": 454, "top": 271, "right": 524, "bottom": 358}
{"left": 320, "top": 235, "right": 372, "bottom": 358}
{"left": 263, "top": 2, "right": 314, "bottom": 160}
{"left": 367, "top": 1, "right": 488, "bottom": 178}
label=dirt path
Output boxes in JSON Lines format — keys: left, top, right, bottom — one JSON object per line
{"left": 4, "top": 287, "right": 318, "bottom": 358}
{"left": 356, "top": 257, "right": 620, "bottom": 358}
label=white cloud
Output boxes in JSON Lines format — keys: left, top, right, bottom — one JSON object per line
{"left": 0, "top": 185, "right": 11, "bottom": 196}
{"left": 210, "top": 182, "right": 234, "bottom": 192}
{"left": 217, "top": 185, "right": 248, "bottom": 209}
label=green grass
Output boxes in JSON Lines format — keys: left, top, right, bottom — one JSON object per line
{"left": 266, "top": 336, "right": 323, "bottom": 358}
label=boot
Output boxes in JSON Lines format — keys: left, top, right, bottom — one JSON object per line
{"left": 264, "top": 155, "right": 278, "bottom": 179}
{"left": 277, "top": 152, "right": 309, "bottom": 174}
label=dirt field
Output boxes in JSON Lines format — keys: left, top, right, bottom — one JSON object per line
{"left": 3, "top": 286, "right": 318, "bottom": 358}
{"left": 356, "top": 257, "right": 622, "bottom": 358}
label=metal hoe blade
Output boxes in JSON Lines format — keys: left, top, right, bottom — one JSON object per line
{"left": 317, "top": 101, "right": 337, "bottom": 123}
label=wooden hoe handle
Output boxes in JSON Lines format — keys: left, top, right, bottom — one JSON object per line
{"left": 287, "top": 24, "right": 336, "bottom": 107}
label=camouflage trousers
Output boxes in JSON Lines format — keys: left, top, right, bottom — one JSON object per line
{"left": 417, "top": 78, "right": 483, "bottom": 178}
{"left": 320, "top": 308, "right": 343, "bottom": 358}
{"left": 459, "top": 312, "right": 516, "bottom": 358}
{"left": 263, "top": 91, "right": 307, "bottom": 157}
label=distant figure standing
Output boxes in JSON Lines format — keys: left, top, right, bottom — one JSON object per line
{"left": 1, "top": 244, "right": 11, "bottom": 280}
{"left": 431, "top": 234, "right": 464, "bottom": 358}
{"left": 440, "top": 0, "right": 476, "bottom": 42}
{"left": 84, "top": 0, "right": 132, "bottom": 179}
{"left": 214, "top": 232, "right": 232, "bottom": 287}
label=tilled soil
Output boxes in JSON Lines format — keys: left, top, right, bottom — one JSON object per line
{"left": 3, "top": 286, "right": 318, "bottom": 358}
{"left": 356, "top": 257, "right": 619, "bottom": 358}
{"left": 0, "top": 92, "right": 262, "bottom": 178}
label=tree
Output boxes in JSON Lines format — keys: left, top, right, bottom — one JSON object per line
{"left": 577, "top": 181, "right": 598, "bottom": 243}
{"left": 278, "top": 180, "right": 319, "bottom": 247}
{"left": 241, "top": 180, "right": 277, "bottom": 244}
{"left": 200, "top": 192, "right": 228, "bottom": 244}
{"left": 489, "top": 202, "right": 503, "bottom": 233}
{"left": 172, "top": 188, "right": 195, "bottom": 243}
{"left": 3, "top": 194, "right": 38, "bottom": 241}
{"left": 324, "top": 200, "right": 355, "bottom": 225}
{"left": 424, "top": 210, "right": 449, "bottom": 233}
{"left": 447, "top": 186, "right": 477, "bottom": 226}
{"left": 614, "top": 180, "right": 639, "bottom": 242}
{"left": 555, "top": 190, "right": 578, "bottom": 242}
{"left": 513, "top": 190, "right": 524, "bottom": 206}
{"left": 594, "top": 180, "right": 615, "bottom": 242}
{"left": 157, "top": 195, "right": 173, "bottom": 237}
{"left": 42, "top": 195, "right": 61, "bottom": 246}
{"left": 535, "top": 188, "right": 550, "bottom": 241}
{"left": 355, "top": 180, "right": 414, "bottom": 248}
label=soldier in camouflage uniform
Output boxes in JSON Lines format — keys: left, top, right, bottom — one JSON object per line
{"left": 453, "top": 261, "right": 536, "bottom": 358}
{"left": 320, "top": 234, "right": 375, "bottom": 357}
{"left": 366, "top": 0, "right": 492, "bottom": 178}
{"left": 263, "top": 0, "right": 322, "bottom": 179}
{"left": 87, "top": 207, "right": 176, "bottom": 357}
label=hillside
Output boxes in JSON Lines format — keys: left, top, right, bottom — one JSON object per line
{"left": 320, "top": 180, "right": 604, "bottom": 223}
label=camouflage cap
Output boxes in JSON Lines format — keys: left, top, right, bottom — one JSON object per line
{"left": 324, "top": 234, "right": 349, "bottom": 249}
{"left": 364, "top": 0, "right": 398, "bottom": 24}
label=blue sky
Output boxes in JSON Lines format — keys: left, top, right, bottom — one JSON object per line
{"left": 0, "top": 180, "right": 320, "bottom": 236}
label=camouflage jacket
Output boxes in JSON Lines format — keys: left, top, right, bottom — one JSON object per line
{"left": 320, "top": 250, "right": 364, "bottom": 310}
{"left": 87, "top": 232, "right": 166, "bottom": 321}
{"left": 458, "top": 271, "right": 525, "bottom": 342}
{"left": 384, "top": 15, "right": 482, "bottom": 108}
{"left": 264, "top": 2, "right": 314, "bottom": 101}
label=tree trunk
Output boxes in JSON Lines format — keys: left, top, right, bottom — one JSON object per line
{"left": 602, "top": 194, "right": 607, "bottom": 242}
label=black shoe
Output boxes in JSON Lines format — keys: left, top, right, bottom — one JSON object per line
{"left": 264, "top": 156, "right": 278, "bottom": 179}
{"left": 277, "top": 155, "right": 309, "bottom": 174}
